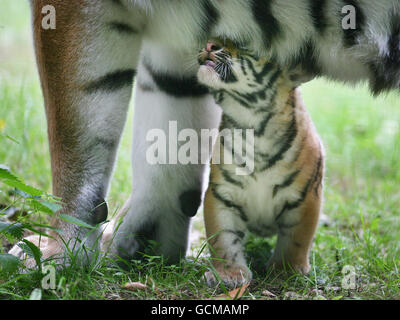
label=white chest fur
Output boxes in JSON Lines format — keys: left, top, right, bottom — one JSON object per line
{"left": 216, "top": 161, "right": 303, "bottom": 237}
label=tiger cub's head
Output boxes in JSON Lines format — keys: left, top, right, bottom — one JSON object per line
{"left": 197, "top": 38, "right": 282, "bottom": 94}
{"left": 197, "top": 39, "right": 311, "bottom": 94}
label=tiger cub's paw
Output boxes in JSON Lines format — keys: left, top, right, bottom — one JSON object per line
{"left": 267, "top": 259, "right": 311, "bottom": 276}
{"left": 204, "top": 264, "right": 252, "bottom": 289}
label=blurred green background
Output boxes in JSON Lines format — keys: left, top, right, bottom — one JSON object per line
{"left": 0, "top": 0, "right": 399, "bottom": 299}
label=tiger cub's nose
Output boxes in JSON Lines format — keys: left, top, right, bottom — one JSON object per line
{"left": 206, "top": 41, "right": 221, "bottom": 52}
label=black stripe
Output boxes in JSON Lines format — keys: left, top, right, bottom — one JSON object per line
{"left": 232, "top": 239, "right": 241, "bottom": 246}
{"left": 91, "top": 197, "right": 108, "bottom": 225}
{"left": 290, "top": 135, "right": 307, "bottom": 163}
{"left": 200, "top": 0, "right": 220, "bottom": 40}
{"left": 251, "top": 0, "right": 283, "bottom": 49}
{"left": 179, "top": 190, "right": 202, "bottom": 217}
{"left": 275, "top": 173, "right": 315, "bottom": 223}
{"left": 111, "top": 0, "right": 124, "bottom": 7}
{"left": 240, "top": 57, "right": 248, "bottom": 76}
{"left": 342, "top": 0, "right": 365, "bottom": 47}
{"left": 218, "top": 129, "right": 249, "bottom": 171}
{"left": 109, "top": 22, "right": 138, "bottom": 35}
{"left": 255, "top": 62, "right": 277, "bottom": 84}
{"left": 275, "top": 153, "right": 323, "bottom": 223}
{"left": 144, "top": 63, "right": 209, "bottom": 98}
{"left": 231, "top": 90, "right": 259, "bottom": 105}
{"left": 211, "top": 185, "right": 248, "bottom": 222}
{"left": 387, "top": 12, "right": 400, "bottom": 71}
{"left": 254, "top": 112, "right": 275, "bottom": 137}
{"left": 264, "top": 69, "right": 282, "bottom": 89}
{"left": 209, "top": 230, "right": 244, "bottom": 248}
{"left": 310, "top": 0, "right": 328, "bottom": 35}
{"left": 84, "top": 69, "right": 136, "bottom": 93}
{"left": 261, "top": 114, "right": 298, "bottom": 171}
{"left": 273, "top": 170, "right": 301, "bottom": 198}
{"left": 312, "top": 154, "right": 324, "bottom": 196}
{"left": 244, "top": 58, "right": 276, "bottom": 84}
{"left": 214, "top": 91, "right": 225, "bottom": 104}
{"left": 226, "top": 70, "right": 280, "bottom": 109}
{"left": 221, "top": 110, "right": 274, "bottom": 138}
{"left": 222, "top": 229, "right": 245, "bottom": 240}
{"left": 289, "top": 40, "right": 321, "bottom": 76}
{"left": 230, "top": 73, "right": 280, "bottom": 107}
{"left": 224, "top": 69, "right": 238, "bottom": 83}
{"left": 220, "top": 167, "right": 244, "bottom": 188}
{"left": 369, "top": 11, "right": 400, "bottom": 94}
{"left": 225, "top": 91, "right": 255, "bottom": 109}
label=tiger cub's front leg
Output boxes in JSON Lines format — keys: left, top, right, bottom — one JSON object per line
{"left": 203, "top": 166, "right": 252, "bottom": 288}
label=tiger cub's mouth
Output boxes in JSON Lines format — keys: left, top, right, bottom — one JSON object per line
{"left": 198, "top": 41, "right": 235, "bottom": 86}
{"left": 203, "top": 59, "right": 216, "bottom": 69}
{"left": 198, "top": 48, "right": 219, "bottom": 70}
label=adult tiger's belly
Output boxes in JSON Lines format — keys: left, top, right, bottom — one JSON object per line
{"left": 143, "top": 2, "right": 210, "bottom": 54}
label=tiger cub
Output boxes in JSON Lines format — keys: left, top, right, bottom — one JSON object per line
{"left": 197, "top": 40, "right": 325, "bottom": 288}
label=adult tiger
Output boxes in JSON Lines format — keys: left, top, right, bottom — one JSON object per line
{"left": 10, "top": 0, "right": 400, "bottom": 266}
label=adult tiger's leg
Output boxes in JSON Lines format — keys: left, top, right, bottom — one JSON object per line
{"left": 109, "top": 40, "right": 222, "bottom": 264}
{"left": 9, "top": 0, "right": 144, "bottom": 265}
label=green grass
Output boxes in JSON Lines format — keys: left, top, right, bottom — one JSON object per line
{"left": 1, "top": 1, "right": 399, "bottom": 300}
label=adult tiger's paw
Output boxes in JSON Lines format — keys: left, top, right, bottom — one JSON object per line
{"left": 204, "top": 264, "right": 252, "bottom": 289}
{"left": 8, "top": 235, "right": 63, "bottom": 268}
